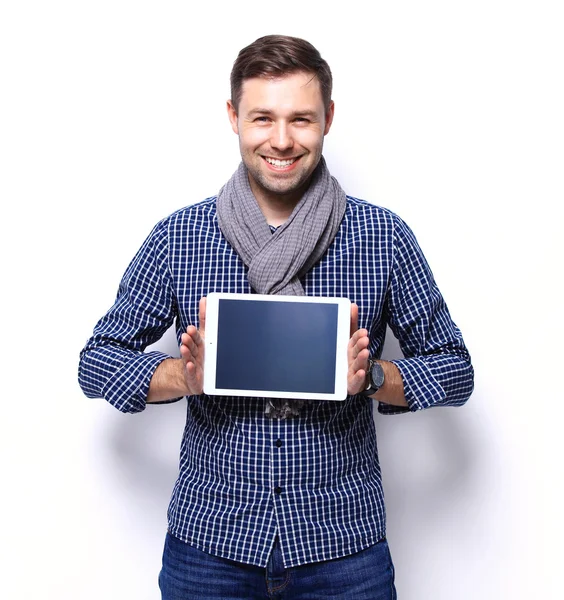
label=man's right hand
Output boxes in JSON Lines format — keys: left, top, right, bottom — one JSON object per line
{"left": 180, "top": 297, "right": 206, "bottom": 395}
{"left": 147, "top": 297, "right": 207, "bottom": 403}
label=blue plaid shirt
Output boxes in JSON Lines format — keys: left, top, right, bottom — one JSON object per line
{"left": 79, "top": 195, "right": 473, "bottom": 568}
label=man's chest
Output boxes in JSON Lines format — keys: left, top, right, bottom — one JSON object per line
{"left": 170, "top": 229, "right": 392, "bottom": 335}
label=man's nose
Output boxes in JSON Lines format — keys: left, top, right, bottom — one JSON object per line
{"left": 270, "top": 121, "right": 293, "bottom": 151}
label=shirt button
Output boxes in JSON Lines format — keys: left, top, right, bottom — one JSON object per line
{"left": 274, "top": 486, "right": 282, "bottom": 495}
{"left": 275, "top": 439, "right": 283, "bottom": 447}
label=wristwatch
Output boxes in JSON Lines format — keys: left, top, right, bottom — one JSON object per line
{"left": 362, "top": 359, "right": 385, "bottom": 396}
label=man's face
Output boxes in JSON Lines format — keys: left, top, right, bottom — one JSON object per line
{"left": 227, "top": 72, "right": 334, "bottom": 204}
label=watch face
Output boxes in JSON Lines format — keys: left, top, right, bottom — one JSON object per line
{"left": 371, "top": 362, "right": 385, "bottom": 388}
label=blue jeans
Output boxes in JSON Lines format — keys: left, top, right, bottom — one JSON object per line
{"left": 159, "top": 532, "right": 397, "bottom": 599}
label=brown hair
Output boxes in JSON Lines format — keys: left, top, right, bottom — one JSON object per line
{"left": 230, "top": 35, "right": 333, "bottom": 113}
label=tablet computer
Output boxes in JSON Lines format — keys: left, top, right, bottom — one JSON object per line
{"left": 203, "top": 293, "right": 351, "bottom": 401}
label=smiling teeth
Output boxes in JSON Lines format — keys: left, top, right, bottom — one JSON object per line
{"left": 265, "top": 157, "right": 296, "bottom": 167}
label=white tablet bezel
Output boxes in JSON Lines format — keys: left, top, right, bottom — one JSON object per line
{"left": 203, "top": 293, "right": 351, "bottom": 401}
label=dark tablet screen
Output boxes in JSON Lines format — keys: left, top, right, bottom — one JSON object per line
{"left": 215, "top": 299, "right": 339, "bottom": 394}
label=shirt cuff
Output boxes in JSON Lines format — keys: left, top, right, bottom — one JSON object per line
{"left": 102, "top": 351, "right": 179, "bottom": 413}
{"left": 382, "top": 357, "right": 447, "bottom": 413}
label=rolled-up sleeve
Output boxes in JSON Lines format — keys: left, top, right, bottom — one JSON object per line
{"left": 78, "top": 220, "right": 179, "bottom": 413}
{"left": 379, "top": 215, "right": 474, "bottom": 415}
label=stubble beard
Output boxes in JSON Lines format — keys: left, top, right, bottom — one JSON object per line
{"left": 243, "top": 148, "right": 323, "bottom": 201}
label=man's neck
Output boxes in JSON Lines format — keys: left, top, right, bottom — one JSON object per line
{"left": 248, "top": 177, "right": 308, "bottom": 227}
{"left": 259, "top": 203, "right": 295, "bottom": 228}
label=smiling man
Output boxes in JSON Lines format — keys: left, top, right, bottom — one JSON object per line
{"left": 79, "top": 35, "right": 474, "bottom": 599}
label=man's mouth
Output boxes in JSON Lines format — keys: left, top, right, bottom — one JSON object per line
{"left": 263, "top": 156, "right": 299, "bottom": 169}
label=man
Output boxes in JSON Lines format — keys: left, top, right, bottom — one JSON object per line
{"left": 79, "top": 35, "right": 473, "bottom": 599}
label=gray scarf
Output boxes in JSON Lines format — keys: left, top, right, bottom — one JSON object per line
{"left": 216, "top": 157, "right": 347, "bottom": 419}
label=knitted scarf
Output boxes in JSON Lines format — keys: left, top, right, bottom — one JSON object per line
{"left": 216, "top": 157, "right": 347, "bottom": 418}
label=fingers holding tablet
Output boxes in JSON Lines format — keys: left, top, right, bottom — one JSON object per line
{"left": 347, "top": 327, "right": 370, "bottom": 396}
{"left": 180, "top": 297, "right": 207, "bottom": 395}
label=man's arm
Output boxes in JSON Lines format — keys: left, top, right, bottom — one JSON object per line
{"left": 78, "top": 220, "right": 181, "bottom": 413}
{"left": 348, "top": 214, "right": 473, "bottom": 413}
{"left": 378, "top": 214, "right": 474, "bottom": 414}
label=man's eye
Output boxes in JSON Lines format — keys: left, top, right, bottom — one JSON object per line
{"left": 255, "top": 117, "right": 270, "bottom": 123}
{"left": 294, "top": 118, "right": 310, "bottom": 124}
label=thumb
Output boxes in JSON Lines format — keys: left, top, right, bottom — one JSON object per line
{"left": 350, "top": 302, "right": 359, "bottom": 337}
{"left": 199, "top": 296, "right": 207, "bottom": 335}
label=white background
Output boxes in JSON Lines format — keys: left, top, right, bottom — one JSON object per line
{"left": 1, "top": 1, "right": 563, "bottom": 598}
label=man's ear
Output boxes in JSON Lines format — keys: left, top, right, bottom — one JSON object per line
{"left": 324, "top": 101, "right": 335, "bottom": 135}
{"left": 227, "top": 100, "right": 239, "bottom": 135}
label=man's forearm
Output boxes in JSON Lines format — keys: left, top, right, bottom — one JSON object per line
{"left": 147, "top": 358, "right": 190, "bottom": 403}
{"left": 371, "top": 360, "right": 407, "bottom": 408}
{"left": 148, "top": 358, "right": 407, "bottom": 406}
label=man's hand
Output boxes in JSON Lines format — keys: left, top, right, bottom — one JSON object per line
{"left": 347, "top": 302, "right": 370, "bottom": 395}
{"left": 147, "top": 297, "right": 207, "bottom": 402}
{"left": 346, "top": 302, "right": 408, "bottom": 406}
{"left": 180, "top": 297, "right": 206, "bottom": 395}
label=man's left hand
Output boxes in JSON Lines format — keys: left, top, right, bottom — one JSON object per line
{"left": 347, "top": 302, "right": 370, "bottom": 395}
